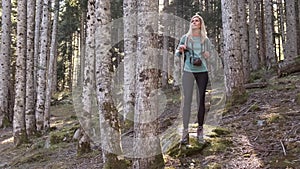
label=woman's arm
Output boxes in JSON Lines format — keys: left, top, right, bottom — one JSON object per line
{"left": 202, "top": 38, "right": 214, "bottom": 59}
{"left": 175, "top": 35, "right": 187, "bottom": 57}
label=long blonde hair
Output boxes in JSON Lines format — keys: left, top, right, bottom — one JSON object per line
{"left": 186, "top": 14, "right": 207, "bottom": 44}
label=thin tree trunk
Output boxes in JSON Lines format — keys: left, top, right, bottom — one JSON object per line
{"left": 79, "top": 0, "right": 87, "bottom": 89}
{"left": 238, "top": 0, "right": 250, "bottom": 82}
{"left": 162, "top": 22, "right": 169, "bottom": 87}
{"left": 283, "top": 0, "right": 298, "bottom": 62}
{"left": 36, "top": 0, "right": 50, "bottom": 132}
{"left": 14, "top": 0, "right": 28, "bottom": 146}
{"left": 249, "top": 0, "right": 259, "bottom": 71}
{"left": 25, "top": 0, "right": 37, "bottom": 135}
{"left": 44, "top": 0, "right": 59, "bottom": 131}
{"left": 123, "top": 0, "right": 137, "bottom": 121}
{"left": 264, "top": 0, "right": 276, "bottom": 69}
{"left": 0, "top": 0, "right": 12, "bottom": 128}
{"left": 256, "top": 0, "right": 266, "bottom": 68}
{"left": 173, "top": 0, "right": 182, "bottom": 87}
{"left": 34, "top": 0, "right": 43, "bottom": 93}
{"left": 78, "top": 0, "right": 95, "bottom": 155}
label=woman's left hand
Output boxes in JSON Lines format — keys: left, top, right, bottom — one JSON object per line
{"left": 203, "top": 51, "right": 210, "bottom": 59}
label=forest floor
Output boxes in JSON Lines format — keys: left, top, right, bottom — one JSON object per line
{"left": 0, "top": 71, "right": 300, "bottom": 169}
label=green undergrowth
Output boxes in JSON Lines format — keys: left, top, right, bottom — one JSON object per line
{"left": 10, "top": 149, "right": 51, "bottom": 167}
{"left": 49, "top": 122, "right": 79, "bottom": 145}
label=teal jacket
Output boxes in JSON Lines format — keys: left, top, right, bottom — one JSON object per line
{"left": 175, "top": 35, "right": 213, "bottom": 73}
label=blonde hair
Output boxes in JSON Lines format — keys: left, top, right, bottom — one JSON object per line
{"left": 186, "top": 14, "right": 207, "bottom": 44}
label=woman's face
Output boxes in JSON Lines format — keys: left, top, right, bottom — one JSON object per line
{"left": 191, "top": 17, "right": 201, "bottom": 30}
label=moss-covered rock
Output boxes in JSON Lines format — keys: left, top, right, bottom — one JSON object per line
{"left": 167, "top": 137, "right": 207, "bottom": 158}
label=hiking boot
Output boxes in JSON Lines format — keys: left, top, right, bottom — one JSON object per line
{"left": 181, "top": 129, "right": 189, "bottom": 145}
{"left": 197, "top": 126, "right": 204, "bottom": 143}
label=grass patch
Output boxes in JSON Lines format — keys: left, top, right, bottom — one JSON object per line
{"left": 211, "top": 127, "right": 231, "bottom": 136}
{"left": 250, "top": 104, "right": 261, "bottom": 112}
{"left": 49, "top": 123, "right": 79, "bottom": 145}
{"left": 266, "top": 113, "right": 285, "bottom": 124}
{"left": 10, "top": 149, "right": 51, "bottom": 167}
{"left": 205, "top": 162, "right": 222, "bottom": 169}
{"left": 202, "top": 138, "right": 233, "bottom": 156}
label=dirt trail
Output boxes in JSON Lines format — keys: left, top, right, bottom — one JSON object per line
{"left": 0, "top": 73, "right": 299, "bottom": 169}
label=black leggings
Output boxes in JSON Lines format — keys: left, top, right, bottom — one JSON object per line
{"left": 182, "top": 71, "right": 208, "bottom": 129}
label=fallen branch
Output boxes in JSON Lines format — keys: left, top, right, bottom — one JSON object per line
{"left": 278, "top": 57, "right": 300, "bottom": 77}
{"left": 244, "top": 82, "right": 268, "bottom": 89}
{"left": 280, "top": 140, "right": 287, "bottom": 156}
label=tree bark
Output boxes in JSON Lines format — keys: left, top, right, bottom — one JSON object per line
{"left": 14, "top": 0, "right": 28, "bottom": 146}
{"left": 0, "top": 0, "right": 12, "bottom": 128}
{"left": 78, "top": 0, "right": 96, "bottom": 155}
{"left": 238, "top": 0, "right": 250, "bottom": 82}
{"left": 278, "top": 57, "right": 300, "bottom": 77}
{"left": 35, "top": 0, "right": 50, "bottom": 132}
{"left": 256, "top": 0, "right": 266, "bottom": 68}
{"left": 283, "top": 0, "right": 298, "bottom": 63}
{"left": 249, "top": 0, "right": 259, "bottom": 71}
{"left": 25, "top": 0, "right": 37, "bottom": 135}
{"left": 132, "top": 1, "right": 164, "bottom": 168}
{"left": 44, "top": 0, "right": 59, "bottom": 131}
{"left": 173, "top": 0, "right": 182, "bottom": 87}
{"left": 123, "top": 0, "right": 137, "bottom": 121}
{"left": 221, "top": 0, "right": 245, "bottom": 98}
{"left": 95, "top": 0, "right": 126, "bottom": 168}
{"left": 34, "top": 0, "right": 43, "bottom": 94}
{"left": 264, "top": 0, "right": 276, "bottom": 69}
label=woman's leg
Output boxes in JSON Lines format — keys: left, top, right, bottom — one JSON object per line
{"left": 194, "top": 72, "right": 208, "bottom": 143}
{"left": 193, "top": 72, "right": 208, "bottom": 126}
{"left": 182, "top": 71, "right": 195, "bottom": 129}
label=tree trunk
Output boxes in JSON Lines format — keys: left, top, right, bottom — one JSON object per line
{"left": 248, "top": 0, "right": 259, "bottom": 71}
{"left": 78, "top": 0, "right": 87, "bottom": 89}
{"left": 34, "top": 0, "right": 43, "bottom": 94}
{"left": 95, "top": 0, "right": 126, "bottom": 168}
{"left": 44, "top": 0, "right": 59, "bottom": 131}
{"left": 173, "top": 0, "right": 182, "bottom": 87}
{"left": 14, "top": 0, "right": 28, "bottom": 146}
{"left": 256, "top": 0, "right": 266, "bottom": 68}
{"left": 278, "top": 56, "right": 300, "bottom": 77}
{"left": 0, "top": 0, "right": 12, "bottom": 128}
{"left": 132, "top": 1, "right": 164, "bottom": 168}
{"left": 77, "top": 0, "right": 96, "bottom": 155}
{"left": 264, "top": 0, "right": 276, "bottom": 69}
{"left": 36, "top": 0, "right": 50, "bottom": 132}
{"left": 238, "top": 0, "right": 250, "bottom": 82}
{"left": 221, "top": 0, "right": 245, "bottom": 98}
{"left": 25, "top": 0, "right": 37, "bottom": 135}
{"left": 162, "top": 24, "right": 169, "bottom": 87}
{"left": 123, "top": 0, "right": 137, "bottom": 121}
{"left": 168, "top": 13, "right": 175, "bottom": 84}
{"left": 283, "top": 0, "right": 298, "bottom": 63}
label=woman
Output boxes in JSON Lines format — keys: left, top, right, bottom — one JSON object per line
{"left": 175, "top": 14, "right": 213, "bottom": 144}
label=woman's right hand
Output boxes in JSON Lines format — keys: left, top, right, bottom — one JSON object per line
{"left": 178, "top": 45, "right": 187, "bottom": 53}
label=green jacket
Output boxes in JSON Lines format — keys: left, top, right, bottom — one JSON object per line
{"left": 175, "top": 34, "right": 213, "bottom": 73}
